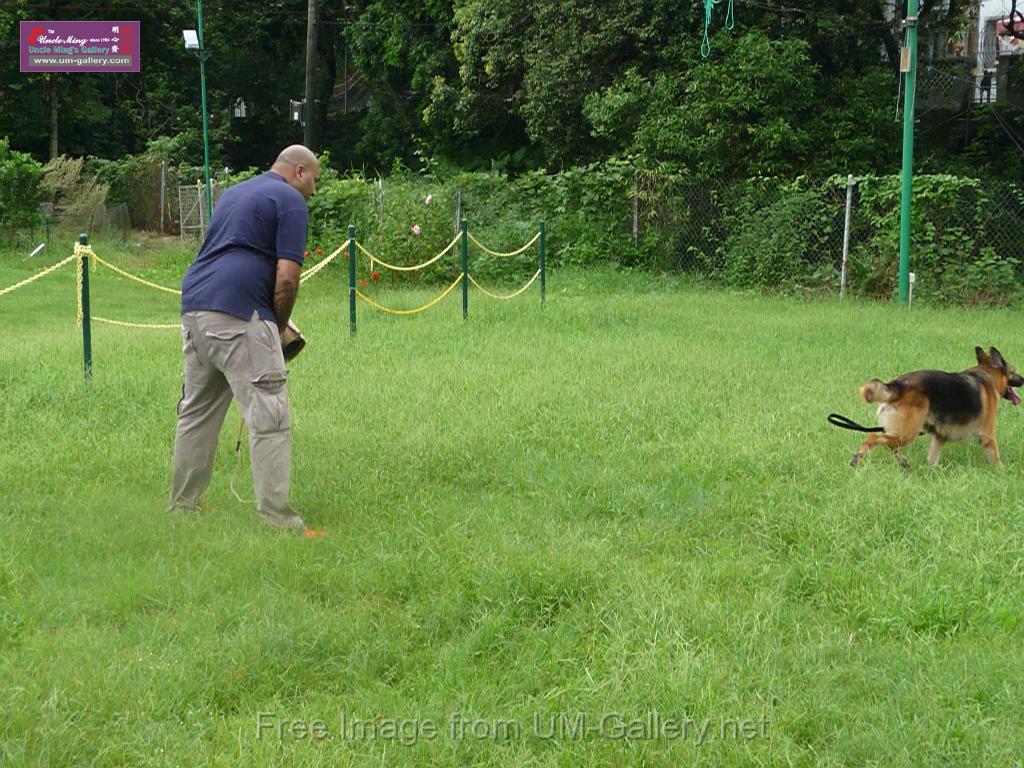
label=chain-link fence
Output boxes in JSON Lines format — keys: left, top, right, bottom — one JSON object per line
{"left": 298, "top": 169, "right": 1024, "bottom": 305}
{"left": 19, "top": 203, "right": 130, "bottom": 245}
{"left": 178, "top": 182, "right": 225, "bottom": 241}
{"left": 6, "top": 167, "right": 1024, "bottom": 305}
{"left": 624, "top": 174, "right": 1024, "bottom": 305}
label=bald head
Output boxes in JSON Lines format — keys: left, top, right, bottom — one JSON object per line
{"left": 271, "top": 145, "right": 320, "bottom": 201}
{"left": 274, "top": 145, "right": 318, "bottom": 167}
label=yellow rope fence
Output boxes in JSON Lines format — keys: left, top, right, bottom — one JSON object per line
{"left": 300, "top": 240, "right": 349, "bottom": 283}
{"left": 355, "top": 273, "right": 464, "bottom": 315}
{"left": 468, "top": 269, "right": 542, "bottom": 300}
{"left": 356, "top": 234, "right": 460, "bottom": 272}
{"left": 7, "top": 229, "right": 539, "bottom": 339}
{"left": 71, "top": 244, "right": 179, "bottom": 329}
{"left": 90, "top": 253, "right": 182, "bottom": 295}
{"left": 92, "top": 316, "right": 180, "bottom": 329}
{"left": 67, "top": 239, "right": 350, "bottom": 330}
{"left": 72, "top": 243, "right": 180, "bottom": 329}
{"left": 467, "top": 231, "right": 541, "bottom": 258}
{"left": 0, "top": 253, "right": 77, "bottom": 297}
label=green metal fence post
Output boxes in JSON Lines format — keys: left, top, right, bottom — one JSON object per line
{"left": 539, "top": 220, "right": 546, "bottom": 306}
{"left": 79, "top": 233, "right": 92, "bottom": 379}
{"left": 898, "top": 0, "right": 919, "bottom": 305}
{"left": 461, "top": 218, "right": 468, "bottom": 320}
{"left": 348, "top": 225, "right": 357, "bottom": 337}
{"left": 197, "top": 0, "right": 213, "bottom": 221}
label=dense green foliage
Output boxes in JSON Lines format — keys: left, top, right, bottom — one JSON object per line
{"left": 3, "top": 1, "right": 1016, "bottom": 178}
{"left": 300, "top": 165, "right": 1024, "bottom": 306}
{"left": 0, "top": 137, "right": 45, "bottom": 238}
{"left": 3, "top": 2, "right": 1021, "bottom": 307}
{"left": 6, "top": 133, "right": 1024, "bottom": 306}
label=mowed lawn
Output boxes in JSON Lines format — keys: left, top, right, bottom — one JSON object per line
{"left": 2, "top": 240, "right": 1024, "bottom": 767}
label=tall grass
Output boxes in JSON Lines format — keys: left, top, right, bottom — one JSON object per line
{"left": 2, "top": 239, "right": 1024, "bottom": 766}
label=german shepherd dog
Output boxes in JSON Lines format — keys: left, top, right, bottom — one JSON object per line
{"left": 850, "top": 347, "right": 1023, "bottom": 468}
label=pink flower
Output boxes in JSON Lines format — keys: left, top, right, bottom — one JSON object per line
{"left": 412, "top": 224, "right": 421, "bottom": 236}
{"left": 358, "top": 278, "right": 369, "bottom": 288}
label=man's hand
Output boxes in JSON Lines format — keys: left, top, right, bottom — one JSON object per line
{"left": 280, "top": 320, "right": 306, "bottom": 361}
{"left": 273, "top": 259, "right": 301, "bottom": 332}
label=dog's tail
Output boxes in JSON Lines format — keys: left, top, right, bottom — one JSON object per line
{"left": 860, "top": 378, "right": 900, "bottom": 404}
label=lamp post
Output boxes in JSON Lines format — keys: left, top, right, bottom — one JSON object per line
{"left": 183, "top": 2, "right": 212, "bottom": 221}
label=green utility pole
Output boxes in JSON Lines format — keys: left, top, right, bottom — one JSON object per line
{"left": 897, "top": 0, "right": 919, "bottom": 305}
{"left": 197, "top": 0, "right": 213, "bottom": 221}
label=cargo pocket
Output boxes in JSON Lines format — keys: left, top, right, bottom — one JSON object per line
{"left": 249, "top": 371, "right": 290, "bottom": 433}
{"left": 204, "top": 326, "right": 249, "bottom": 372}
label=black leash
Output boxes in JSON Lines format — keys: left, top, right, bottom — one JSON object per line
{"left": 827, "top": 413, "right": 884, "bottom": 433}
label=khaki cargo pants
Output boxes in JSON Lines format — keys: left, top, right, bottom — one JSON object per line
{"left": 169, "top": 310, "right": 304, "bottom": 531}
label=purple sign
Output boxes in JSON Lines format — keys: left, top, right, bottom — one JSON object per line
{"left": 20, "top": 21, "right": 140, "bottom": 73}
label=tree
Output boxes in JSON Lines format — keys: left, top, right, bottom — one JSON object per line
{"left": 0, "top": 0, "right": 989, "bottom": 178}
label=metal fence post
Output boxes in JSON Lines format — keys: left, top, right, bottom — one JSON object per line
{"left": 79, "top": 233, "right": 92, "bottom": 379}
{"left": 840, "top": 174, "right": 854, "bottom": 300}
{"left": 348, "top": 224, "right": 357, "bottom": 337}
{"left": 539, "top": 221, "right": 546, "bottom": 306}
{"left": 461, "top": 218, "right": 468, "bottom": 320}
{"left": 454, "top": 189, "right": 462, "bottom": 239}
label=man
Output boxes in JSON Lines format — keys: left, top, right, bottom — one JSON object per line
{"left": 169, "top": 145, "right": 323, "bottom": 536}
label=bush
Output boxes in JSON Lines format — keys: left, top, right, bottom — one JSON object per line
{"left": 46, "top": 155, "right": 109, "bottom": 214}
{"left": 41, "top": 139, "right": 1020, "bottom": 307}
{"left": 0, "top": 137, "right": 45, "bottom": 239}
{"left": 718, "top": 179, "right": 842, "bottom": 293}
{"left": 850, "top": 175, "right": 1024, "bottom": 305}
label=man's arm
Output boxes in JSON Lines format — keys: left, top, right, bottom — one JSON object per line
{"left": 273, "top": 259, "right": 301, "bottom": 332}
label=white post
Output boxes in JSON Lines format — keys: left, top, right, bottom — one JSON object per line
{"left": 198, "top": 180, "right": 205, "bottom": 237}
{"left": 840, "top": 173, "right": 854, "bottom": 300}
{"left": 454, "top": 189, "right": 461, "bottom": 239}
{"left": 908, "top": 272, "right": 916, "bottom": 308}
{"left": 159, "top": 160, "right": 166, "bottom": 233}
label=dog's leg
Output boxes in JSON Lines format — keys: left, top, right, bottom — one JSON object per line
{"left": 979, "top": 433, "right": 1001, "bottom": 467}
{"left": 851, "top": 404, "right": 928, "bottom": 469}
{"left": 893, "top": 449, "right": 911, "bottom": 471}
{"left": 927, "top": 435, "right": 946, "bottom": 466}
{"left": 851, "top": 433, "right": 912, "bottom": 468}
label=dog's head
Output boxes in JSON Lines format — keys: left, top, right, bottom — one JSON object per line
{"left": 976, "top": 346, "right": 1024, "bottom": 404}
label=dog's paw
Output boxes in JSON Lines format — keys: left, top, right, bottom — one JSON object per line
{"left": 849, "top": 453, "right": 862, "bottom": 468}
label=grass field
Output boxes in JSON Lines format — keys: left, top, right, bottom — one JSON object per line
{"left": 3, "top": 238, "right": 1024, "bottom": 766}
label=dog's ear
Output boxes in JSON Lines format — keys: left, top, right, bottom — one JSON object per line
{"left": 976, "top": 346, "right": 990, "bottom": 365}
{"left": 990, "top": 347, "right": 1007, "bottom": 370}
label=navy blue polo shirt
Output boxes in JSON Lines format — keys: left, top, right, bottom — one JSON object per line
{"left": 181, "top": 171, "right": 307, "bottom": 323}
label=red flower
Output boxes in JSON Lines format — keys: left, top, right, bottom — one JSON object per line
{"left": 303, "top": 250, "right": 310, "bottom": 258}
{"left": 358, "top": 278, "right": 369, "bottom": 288}
{"left": 370, "top": 272, "right": 381, "bottom": 281}
{"left": 316, "top": 247, "right": 323, "bottom": 255}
